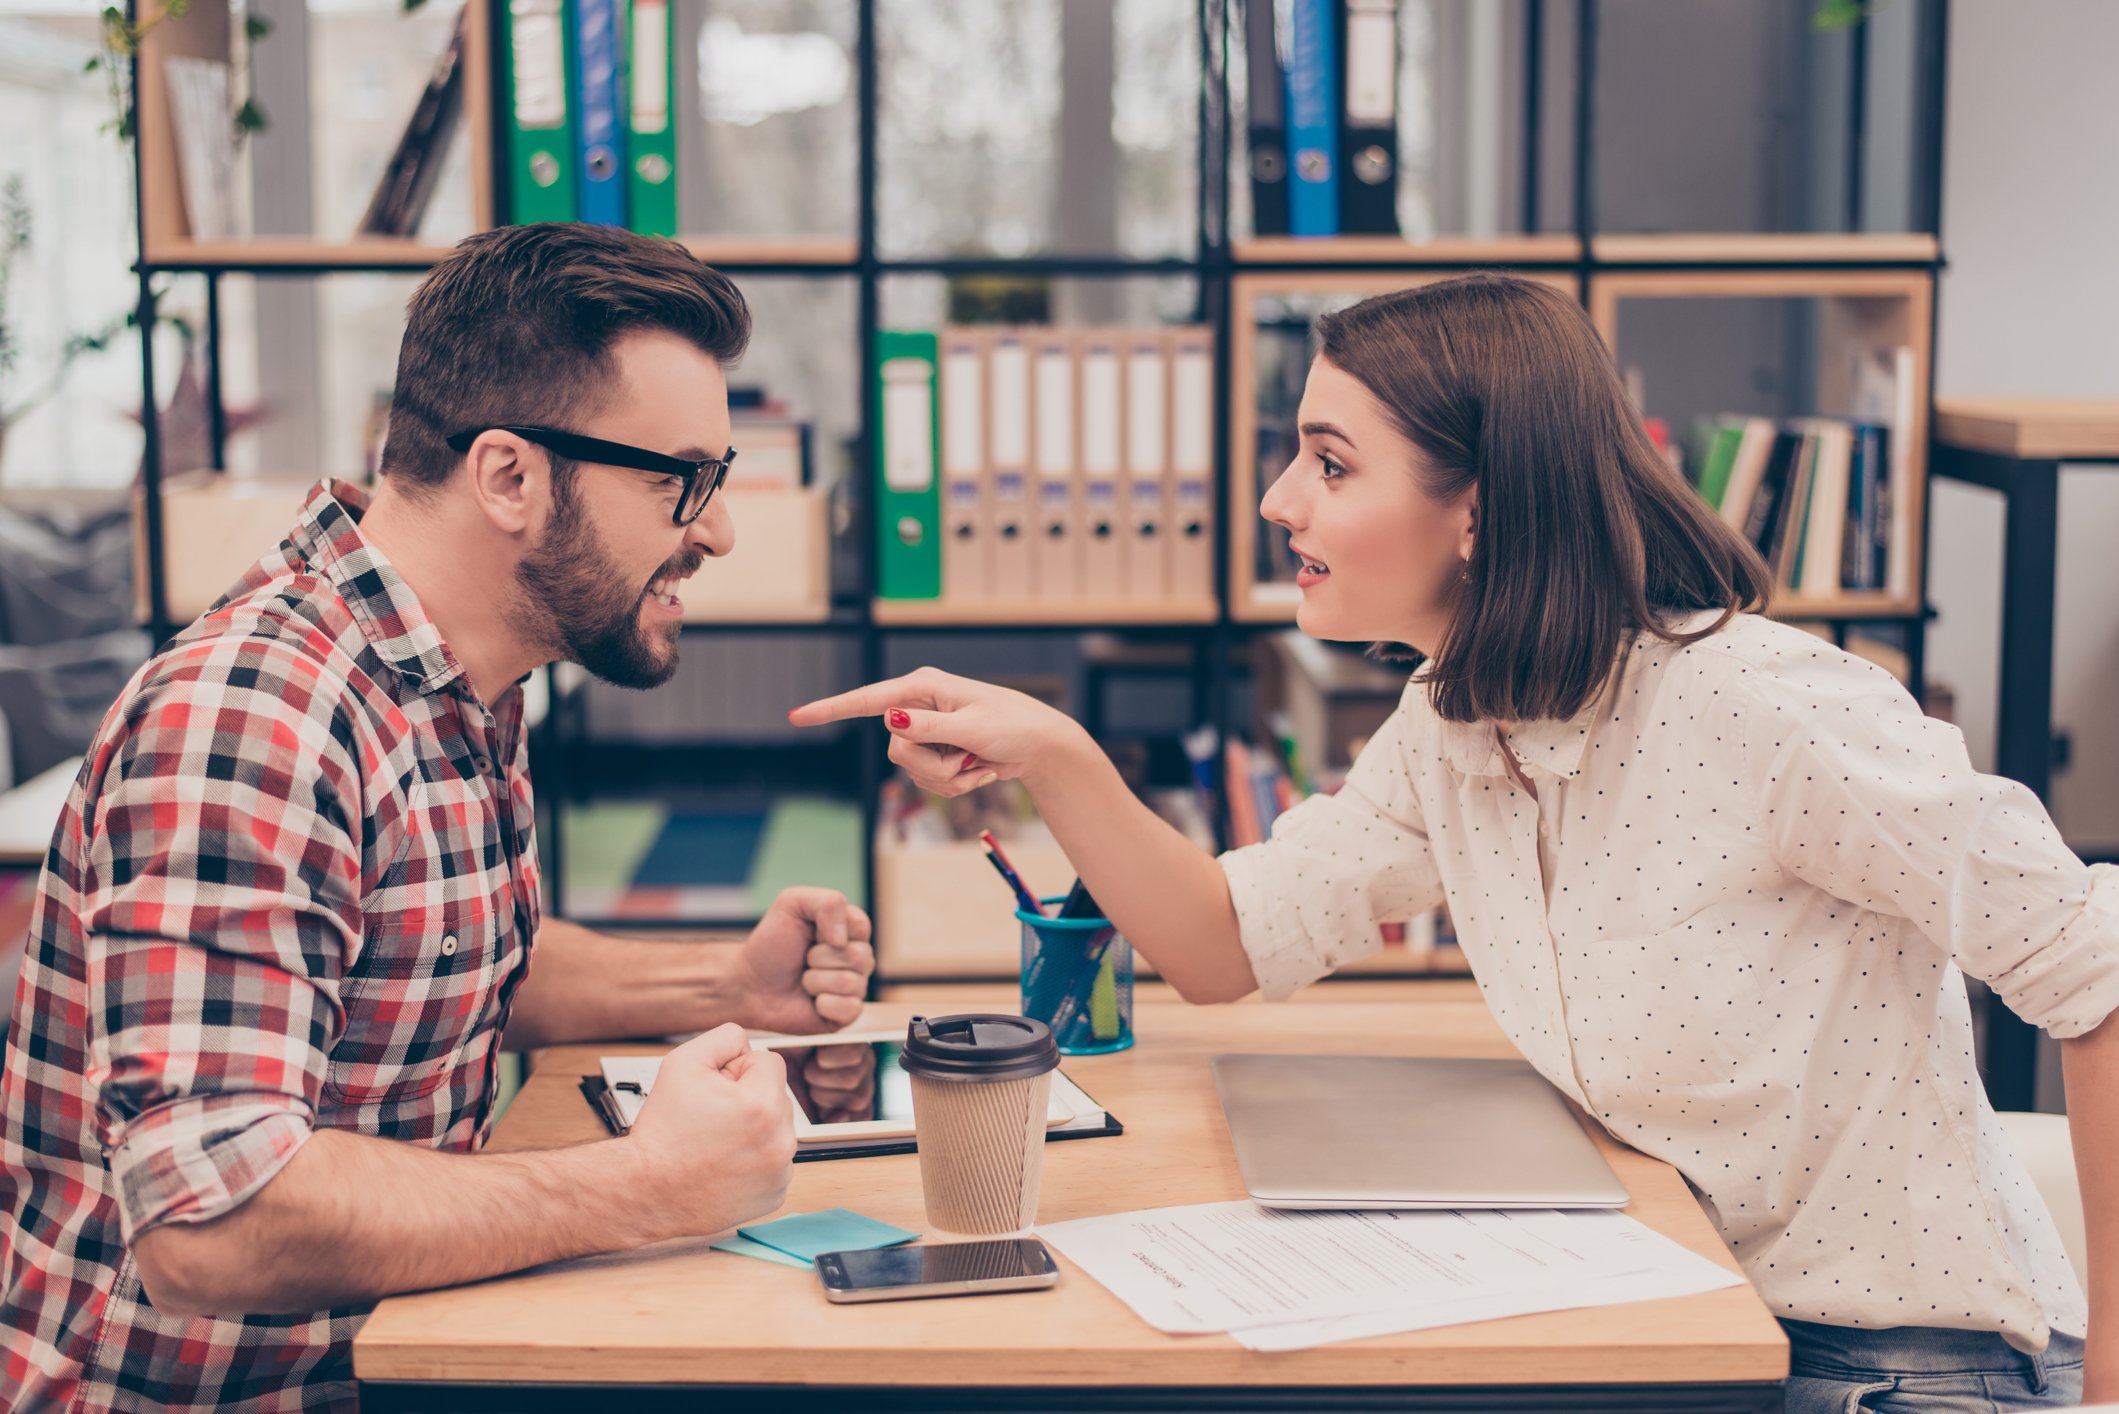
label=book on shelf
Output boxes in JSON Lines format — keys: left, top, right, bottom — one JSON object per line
{"left": 575, "top": 0, "right": 629, "bottom": 226}
{"left": 358, "top": 10, "right": 470, "bottom": 238}
{"left": 1284, "top": 0, "right": 1340, "bottom": 237}
{"left": 874, "top": 331, "right": 942, "bottom": 599}
{"left": 1687, "top": 411, "right": 1894, "bottom": 598}
{"left": 164, "top": 55, "right": 238, "bottom": 243}
{"left": 1337, "top": 0, "right": 1400, "bottom": 235}
{"left": 1241, "top": 0, "right": 1289, "bottom": 236}
{"left": 626, "top": 0, "right": 678, "bottom": 236}
{"left": 500, "top": 0, "right": 577, "bottom": 223}
{"left": 1737, "top": 427, "right": 1803, "bottom": 570}
{"left": 1847, "top": 345, "right": 1918, "bottom": 601}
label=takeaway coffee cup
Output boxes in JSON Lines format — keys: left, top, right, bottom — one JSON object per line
{"left": 901, "top": 1014, "right": 1060, "bottom": 1235}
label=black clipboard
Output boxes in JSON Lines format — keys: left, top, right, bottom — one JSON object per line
{"left": 578, "top": 1076, "right": 1124, "bottom": 1162}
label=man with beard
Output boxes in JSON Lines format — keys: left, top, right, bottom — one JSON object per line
{"left": 0, "top": 223, "right": 873, "bottom": 1411}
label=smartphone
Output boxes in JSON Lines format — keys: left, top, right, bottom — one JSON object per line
{"left": 816, "top": 1238, "right": 1060, "bottom": 1303}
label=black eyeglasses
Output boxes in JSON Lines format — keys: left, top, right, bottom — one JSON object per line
{"left": 445, "top": 424, "right": 737, "bottom": 525}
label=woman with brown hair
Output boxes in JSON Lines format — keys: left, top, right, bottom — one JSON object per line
{"left": 792, "top": 273, "right": 2114, "bottom": 1409}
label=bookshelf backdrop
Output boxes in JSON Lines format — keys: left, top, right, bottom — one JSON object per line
{"left": 124, "top": 0, "right": 1947, "bottom": 985}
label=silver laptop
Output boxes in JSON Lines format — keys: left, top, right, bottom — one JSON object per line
{"left": 1211, "top": 1054, "right": 1630, "bottom": 1210}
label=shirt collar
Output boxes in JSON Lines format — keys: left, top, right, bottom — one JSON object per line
{"left": 1435, "top": 639, "right": 1644, "bottom": 782}
{"left": 287, "top": 478, "right": 469, "bottom": 698}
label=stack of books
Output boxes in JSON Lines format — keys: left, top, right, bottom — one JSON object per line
{"left": 1690, "top": 414, "right": 1893, "bottom": 595}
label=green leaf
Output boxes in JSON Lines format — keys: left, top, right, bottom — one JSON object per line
{"left": 1813, "top": 0, "right": 1874, "bottom": 30}
{"left": 245, "top": 12, "right": 272, "bottom": 40}
{"left": 234, "top": 99, "right": 267, "bottom": 135}
{"left": 84, "top": 55, "right": 102, "bottom": 73}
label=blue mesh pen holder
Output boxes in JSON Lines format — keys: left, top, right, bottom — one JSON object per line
{"left": 1017, "top": 898, "right": 1134, "bottom": 1056}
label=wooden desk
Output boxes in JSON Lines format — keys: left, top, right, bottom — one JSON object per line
{"left": 355, "top": 985, "right": 1787, "bottom": 1411}
{"left": 1931, "top": 397, "right": 2119, "bottom": 1109}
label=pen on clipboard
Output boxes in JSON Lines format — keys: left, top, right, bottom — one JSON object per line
{"left": 979, "top": 829, "right": 1046, "bottom": 917}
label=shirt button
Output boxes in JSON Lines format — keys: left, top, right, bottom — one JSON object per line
{"left": 472, "top": 755, "right": 494, "bottom": 776}
{"left": 441, "top": 934, "right": 459, "bottom": 955}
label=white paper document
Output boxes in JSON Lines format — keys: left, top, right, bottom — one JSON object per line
{"left": 1036, "top": 1201, "right": 1743, "bottom": 1350}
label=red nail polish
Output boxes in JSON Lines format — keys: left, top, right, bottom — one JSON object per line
{"left": 886, "top": 708, "right": 911, "bottom": 731}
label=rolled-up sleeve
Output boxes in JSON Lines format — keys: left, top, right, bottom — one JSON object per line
{"left": 79, "top": 638, "right": 366, "bottom": 1240}
{"left": 1734, "top": 640, "right": 2119, "bottom": 1038}
{"left": 1219, "top": 691, "right": 1446, "bottom": 1000}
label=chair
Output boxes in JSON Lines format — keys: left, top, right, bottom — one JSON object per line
{"left": 0, "top": 630, "right": 148, "bottom": 788}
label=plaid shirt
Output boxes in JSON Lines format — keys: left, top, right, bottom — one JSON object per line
{"left": 0, "top": 480, "right": 541, "bottom": 1412}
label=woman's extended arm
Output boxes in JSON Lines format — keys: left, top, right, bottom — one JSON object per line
{"left": 789, "top": 669, "right": 1256, "bottom": 1002}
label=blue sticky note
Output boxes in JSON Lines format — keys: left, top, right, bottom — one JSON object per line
{"left": 711, "top": 1233, "right": 817, "bottom": 1270}
{"left": 737, "top": 1208, "right": 920, "bottom": 1263}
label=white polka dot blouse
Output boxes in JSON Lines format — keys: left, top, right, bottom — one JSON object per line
{"left": 1220, "top": 610, "right": 2118, "bottom": 1354}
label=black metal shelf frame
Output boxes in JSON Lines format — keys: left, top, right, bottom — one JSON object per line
{"left": 126, "top": 1, "right": 1972, "bottom": 1067}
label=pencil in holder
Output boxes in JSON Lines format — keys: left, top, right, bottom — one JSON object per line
{"left": 1017, "top": 897, "right": 1134, "bottom": 1056}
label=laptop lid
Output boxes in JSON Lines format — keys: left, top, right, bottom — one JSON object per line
{"left": 1211, "top": 1054, "right": 1630, "bottom": 1210}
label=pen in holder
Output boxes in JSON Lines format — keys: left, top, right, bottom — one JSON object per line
{"left": 1018, "top": 897, "right": 1135, "bottom": 1056}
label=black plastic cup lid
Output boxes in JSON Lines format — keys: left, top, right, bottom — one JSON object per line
{"left": 901, "top": 1013, "right": 1059, "bottom": 1082}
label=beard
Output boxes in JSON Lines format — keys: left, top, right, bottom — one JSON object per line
{"left": 511, "top": 469, "right": 701, "bottom": 690}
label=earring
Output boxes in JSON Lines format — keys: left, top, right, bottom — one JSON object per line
{"left": 1459, "top": 557, "right": 1472, "bottom": 584}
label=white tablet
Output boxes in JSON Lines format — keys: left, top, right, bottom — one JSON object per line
{"left": 751, "top": 1029, "right": 1077, "bottom": 1144}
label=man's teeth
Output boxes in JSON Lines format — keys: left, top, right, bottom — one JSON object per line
{"left": 1301, "top": 559, "right": 1329, "bottom": 573}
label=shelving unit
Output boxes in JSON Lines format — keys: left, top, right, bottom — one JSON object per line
{"left": 133, "top": 0, "right": 495, "bottom": 270}
{"left": 871, "top": 600, "right": 1220, "bottom": 629}
{"left": 1589, "top": 266, "right": 1934, "bottom": 621}
{"left": 123, "top": 0, "right": 1947, "bottom": 987}
{"left": 1233, "top": 235, "right": 1584, "bottom": 268}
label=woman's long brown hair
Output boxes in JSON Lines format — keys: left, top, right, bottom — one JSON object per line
{"left": 1314, "top": 272, "right": 1773, "bottom": 724}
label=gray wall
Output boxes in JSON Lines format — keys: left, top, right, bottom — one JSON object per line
{"left": 1927, "top": 0, "right": 2119, "bottom": 1111}
{"left": 1930, "top": 0, "right": 2119, "bottom": 835}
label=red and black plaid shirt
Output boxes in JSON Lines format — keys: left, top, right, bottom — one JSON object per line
{"left": 1, "top": 480, "right": 541, "bottom": 1411}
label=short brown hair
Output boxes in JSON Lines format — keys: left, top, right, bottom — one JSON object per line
{"left": 380, "top": 223, "right": 752, "bottom": 491}
{"left": 1315, "top": 272, "right": 1771, "bottom": 724}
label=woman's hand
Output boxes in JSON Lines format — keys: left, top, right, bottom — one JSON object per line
{"left": 787, "top": 667, "right": 1089, "bottom": 796}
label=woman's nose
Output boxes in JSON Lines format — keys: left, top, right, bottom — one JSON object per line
{"left": 1259, "top": 458, "right": 1304, "bottom": 528}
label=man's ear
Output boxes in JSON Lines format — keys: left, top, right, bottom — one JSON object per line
{"left": 461, "top": 431, "right": 541, "bottom": 536}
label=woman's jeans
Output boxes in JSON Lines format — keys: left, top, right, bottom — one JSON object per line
{"left": 1780, "top": 1318, "right": 2085, "bottom": 1412}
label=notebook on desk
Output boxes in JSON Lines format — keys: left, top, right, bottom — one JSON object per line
{"left": 1211, "top": 1054, "right": 1629, "bottom": 1210}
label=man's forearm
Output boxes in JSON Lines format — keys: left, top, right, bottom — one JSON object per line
{"left": 505, "top": 918, "right": 741, "bottom": 1049}
{"left": 134, "top": 1128, "right": 661, "bottom": 1317}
